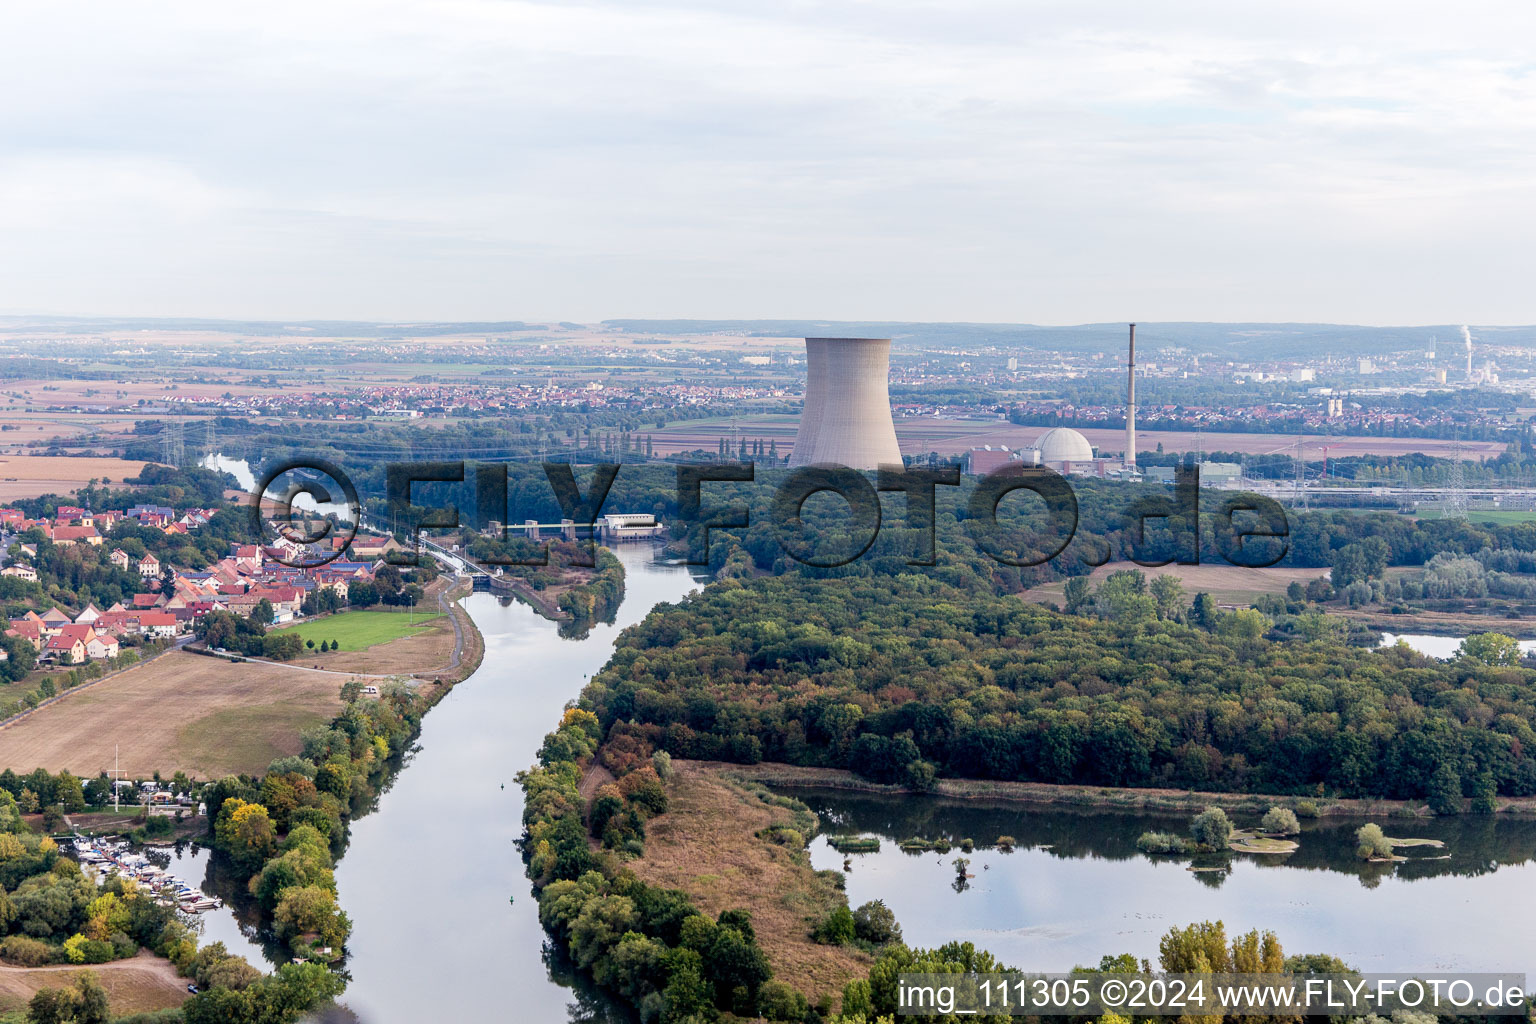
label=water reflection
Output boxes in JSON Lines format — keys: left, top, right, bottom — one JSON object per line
{"left": 793, "top": 789, "right": 1536, "bottom": 973}
{"left": 333, "top": 546, "right": 697, "bottom": 1024}
{"left": 133, "top": 842, "right": 282, "bottom": 967}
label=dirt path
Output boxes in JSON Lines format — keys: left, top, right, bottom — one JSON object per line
{"left": 434, "top": 575, "right": 467, "bottom": 674}
{"left": 578, "top": 762, "right": 615, "bottom": 802}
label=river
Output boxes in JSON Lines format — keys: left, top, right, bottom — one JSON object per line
{"left": 331, "top": 545, "right": 699, "bottom": 1023}
{"left": 793, "top": 789, "right": 1536, "bottom": 974}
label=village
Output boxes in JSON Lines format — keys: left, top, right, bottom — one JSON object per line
{"left": 2, "top": 499, "right": 403, "bottom": 668}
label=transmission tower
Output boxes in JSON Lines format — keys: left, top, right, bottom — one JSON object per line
{"left": 1444, "top": 438, "right": 1469, "bottom": 522}
{"left": 1294, "top": 435, "right": 1307, "bottom": 509}
{"left": 161, "top": 422, "right": 185, "bottom": 467}
{"left": 205, "top": 419, "right": 216, "bottom": 457}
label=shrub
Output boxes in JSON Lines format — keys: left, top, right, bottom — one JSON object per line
{"left": 1260, "top": 807, "right": 1300, "bottom": 835}
{"left": 0, "top": 934, "right": 55, "bottom": 966}
{"left": 1136, "top": 831, "right": 1191, "bottom": 855}
{"left": 758, "top": 979, "right": 809, "bottom": 1021}
{"left": 1294, "top": 800, "right": 1320, "bottom": 819}
{"left": 828, "top": 836, "right": 879, "bottom": 854}
{"left": 1189, "top": 807, "right": 1233, "bottom": 850}
{"left": 851, "top": 900, "right": 901, "bottom": 945}
{"left": 812, "top": 905, "right": 855, "bottom": 945}
{"left": 1355, "top": 823, "right": 1393, "bottom": 861}
{"left": 995, "top": 835, "right": 1017, "bottom": 851}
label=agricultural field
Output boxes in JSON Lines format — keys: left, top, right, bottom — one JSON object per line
{"left": 1417, "top": 508, "right": 1536, "bottom": 525}
{"left": 1023, "top": 561, "right": 1330, "bottom": 608}
{"left": 0, "top": 454, "right": 151, "bottom": 499}
{"left": 0, "top": 651, "right": 347, "bottom": 779}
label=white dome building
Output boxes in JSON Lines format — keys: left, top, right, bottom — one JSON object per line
{"left": 1026, "top": 427, "right": 1096, "bottom": 472}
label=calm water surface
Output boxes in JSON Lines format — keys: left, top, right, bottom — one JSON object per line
{"left": 794, "top": 790, "right": 1536, "bottom": 975}
{"left": 1381, "top": 632, "right": 1536, "bottom": 659}
{"left": 333, "top": 546, "right": 699, "bottom": 1024}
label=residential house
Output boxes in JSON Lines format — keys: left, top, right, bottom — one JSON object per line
{"left": 0, "top": 565, "right": 37, "bottom": 582}
{"left": 75, "top": 604, "right": 102, "bottom": 625}
{"left": 135, "top": 611, "right": 180, "bottom": 639}
{"left": 109, "top": 548, "right": 131, "bottom": 570}
{"left": 137, "top": 553, "right": 161, "bottom": 578}
{"left": 38, "top": 608, "right": 71, "bottom": 630}
{"left": 85, "top": 633, "right": 120, "bottom": 660}
{"left": 43, "top": 633, "right": 86, "bottom": 664}
{"left": 4, "top": 620, "right": 42, "bottom": 651}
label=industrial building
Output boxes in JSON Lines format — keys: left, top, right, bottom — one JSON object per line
{"left": 598, "top": 513, "right": 666, "bottom": 542}
{"left": 787, "top": 338, "right": 903, "bottom": 471}
{"left": 964, "top": 445, "right": 1023, "bottom": 475}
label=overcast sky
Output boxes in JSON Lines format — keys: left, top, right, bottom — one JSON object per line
{"left": 3, "top": 2, "right": 1535, "bottom": 324}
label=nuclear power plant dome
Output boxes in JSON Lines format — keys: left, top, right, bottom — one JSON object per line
{"left": 1030, "top": 427, "right": 1095, "bottom": 464}
{"left": 787, "top": 337, "right": 903, "bottom": 470}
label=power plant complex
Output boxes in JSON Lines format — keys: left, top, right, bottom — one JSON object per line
{"left": 787, "top": 337, "right": 903, "bottom": 470}
{"left": 789, "top": 328, "right": 1145, "bottom": 477}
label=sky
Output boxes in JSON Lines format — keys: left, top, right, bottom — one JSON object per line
{"left": 4, "top": 1, "right": 1536, "bottom": 324}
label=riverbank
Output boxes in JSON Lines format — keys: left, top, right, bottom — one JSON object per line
{"left": 1344, "top": 608, "right": 1536, "bottom": 639}
{"left": 714, "top": 761, "right": 1536, "bottom": 817}
{"left": 431, "top": 576, "right": 483, "bottom": 684}
{"left": 624, "top": 761, "right": 871, "bottom": 1009}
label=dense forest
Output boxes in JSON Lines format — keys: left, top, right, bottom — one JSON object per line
{"left": 577, "top": 570, "right": 1536, "bottom": 802}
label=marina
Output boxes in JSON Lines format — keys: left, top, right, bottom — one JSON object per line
{"left": 69, "top": 836, "right": 226, "bottom": 914}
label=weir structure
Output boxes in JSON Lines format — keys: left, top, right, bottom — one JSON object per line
{"left": 787, "top": 337, "right": 903, "bottom": 471}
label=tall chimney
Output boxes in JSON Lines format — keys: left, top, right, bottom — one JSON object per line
{"left": 1125, "top": 323, "right": 1137, "bottom": 470}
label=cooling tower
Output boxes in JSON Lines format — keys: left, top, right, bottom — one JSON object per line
{"left": 788, "top": 337, "right": 903, "bottom": 470}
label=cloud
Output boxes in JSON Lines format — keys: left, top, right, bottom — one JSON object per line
{"left": 2, "top": 0, "right": 1536, "bottom": 321}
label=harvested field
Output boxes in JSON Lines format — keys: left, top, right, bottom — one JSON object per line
{"left": 0, "top": 651, "right": 347, "bottom": 778}
{"left": 0, "top": 951, "right": 187, "bottom": 1016}
{"left": 0, "top": 455, "right": 152, "bottom": 500}
{"left": 1023, "top": 561, "right": 1329, "bottom": 607}
{"left": 627, "top": 760, "right": 871, "bottom": 1009}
